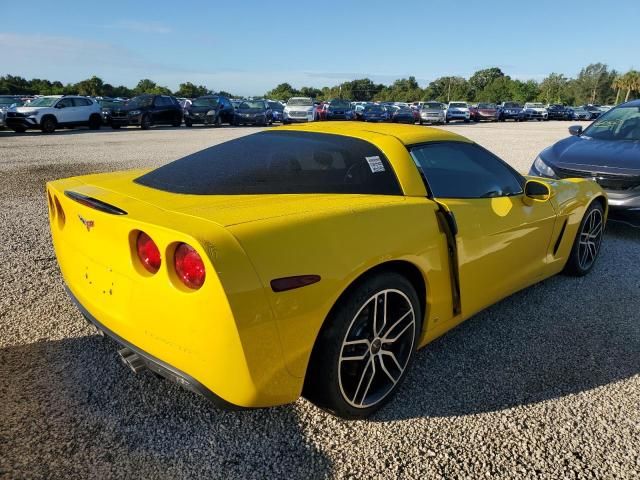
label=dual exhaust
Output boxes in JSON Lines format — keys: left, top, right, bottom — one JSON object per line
{"left": 117, "top": 347, "right": 146, "bottom": 374}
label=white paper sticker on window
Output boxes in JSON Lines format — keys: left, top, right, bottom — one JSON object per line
{"left": 365, "top": 156, "right": 385, "bottom": 173}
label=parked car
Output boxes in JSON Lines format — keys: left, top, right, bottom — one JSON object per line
{"left": 5, "top": 95, "right": 102, "bottom": 133}
{"left": 97, "top": 98, "right": 126, "bottom": 125}
{"left": 419, "top": 101, "right": 446, "bottom": 125}
{"left": 445, "top": 101, "right": 470, "bottom": 123}
{"left": 283, "top": 97, "right": 315, "bottom": 123}
{"left": 522, "top": 103, "right": 549, "bottom": 121}
{"left": 569, "top": 106, "right": 591, "bottom": 120}
{"left": 583, "top": 105, "right": 603, "bottom": 120}
{"left": 546, "top": 104, "right": 572, "bottom": 120}
{"left": 110, "top": 94, "right": 182, "bottom": 130}
{"left": 388, "top": 106, "right": 416, "bottom": 124}
{"left": 324, "top": 99, "right": 353, "bottom": 120}
{"left": 232, "top": 99, "right": 272, "bottom": 126}
{"left": 48, "top": 123, "right": 606, "bottom": 418}
{"left": 469, "top": 103, "right": 498, "bottom": 122}
{"left": 184, "top": 95, "right": 234, "bottom": 127}
{"left": 0, "top": 95, "right": 25, "bottom": 128}
{"left": 530, "top": 100, "right": 640, "bottom": 213}
{"left": 268, "top": 101, "right": 285, "bottom": 122}
{"left": 498, "top": 102, "right": 525, "bottom": 121}
{"left": 357, "top": 104, "right": 389, "bottom": 122}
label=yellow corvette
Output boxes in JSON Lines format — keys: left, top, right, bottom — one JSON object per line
{"left": 47, "top": 123, "right": 606, "bottom": 418}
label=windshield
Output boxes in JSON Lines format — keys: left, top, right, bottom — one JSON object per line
{"left": 99, "top": 99, "right": 124, "bottom": 108}
{"left": 503, "top": 102, "right": 521, "bottom": 108}
{"left": 0, "top": 97, "right": 22, "bottom": 106}
{"left": 477, "top": 103, "right": 496, "bottom": 109}
{"left": 287, "top": 97, "right": 313, "bottom": 106}
{"left": 526, "top": 103, "right": 545, "bottom": 108}
{"left": 134, "top": 131, "right": 402, "bottom": 196}
{"left": 422, "top": 102, "right": 442, "bottom": 110}
{"left": 449, "top": 103, "right": 467, "bottom": 108}
{"left": 239, "top": 101, "right": 265, "bottom": 109}
{"left": 364, "top": 106, "right": 384, "bottom": 113}
{"left": 127, "top": 95, "right": 154, "bottom": 108}
{"left": 192, "top": 96, "right": 219, "bottom": 107}
{"left": 25, "top": 97, "right": 59, "bottom": 107}
{"left": 329, "top": 99, "right": 350, "bottom": 108}
{"left": 268, "top": 101, "right": 284, "bottom": 111}
{"left": 583, "top": 106, "right": 640, "bottom": 141}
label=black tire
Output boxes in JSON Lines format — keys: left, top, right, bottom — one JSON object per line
{"left": 214, "top": 115, "right": 222, "bottom": 128}
{"left": 172, "top": 115, "right": 182, "bottom": 128}
{"left": 111, "top": 124, "right": 121, "bottom": 129}
{"left": 445, "top": 118, "right": 450, "bottom": 124}
{"left": 464, "top": 119, "right": 470, "bottom": 123}
{"left": 185, "top": 119, "right": 192, "bottom": 128}
{"left": 419, "top": 119, "right": 423, "bottom": 125}
{"left": 88, "top": 114, "right": 102, "bottom": 130}
{"left": 11, "top": 126, "right": 26, "bottom": 133}
{"left": 304, "top": 271, "right": 422, "bottom": 418}
{"left": 41, "top": 116, "right": 57, "bottom": 134}
{"left": 563, "top": 201, "right": 605, "bottom": 276}
{"left": 140, "top": 114, "right": 152, "bottom": 130}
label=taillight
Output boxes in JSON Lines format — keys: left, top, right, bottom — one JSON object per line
{"left": 174, "top": 243, "right": 205, "bottom": 289}
{"left": 136, "top": 232, "right": 161, "bottom": 274}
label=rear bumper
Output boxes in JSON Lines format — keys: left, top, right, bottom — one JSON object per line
{"left": 66, "top": 285, "right": 243, "bottom": 409}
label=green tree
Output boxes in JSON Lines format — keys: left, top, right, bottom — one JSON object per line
{"left": 468, "top": 67, "right": 504, "bottom": 99}
{"left": 175, "top": 82, "right": 210, "bottom": 98}
{"left": 74, "top": 76, "right": 105, "bottom": 96}
{"left": 424, "top": 76, "right": 470, "bottom": 102}
{"left": 265, "top": 82, "right": 299, "bottom": 101}
{"left": 134, "top": 78, "right": 171, "bottom": 95}
{"left": 476, "top": 76, "right": 513, "bottom": 103}
{"left": 509, "top": 79, "right": 540, "bottom": 103}
{"left": 538, "top": 73, "right": 569, "bottom": 104}
{"left": 574, "top": 63, "right": 615, "bottom": 104}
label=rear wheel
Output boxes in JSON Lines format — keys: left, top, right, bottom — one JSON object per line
{"left": 304, "top": 272, "right": 421, "bottom": 418}
{"left": 172, "top": 115, "right": 182, "bottom": 127}
{"left": 140, "top": 114, "right": 152, "bottom": 130}
{"left": 214, "top": 115, "right": 222, "bottom": 128}
{"left": 111, "top": 124, "right": 121, "bottom": 129}
{"left": 563, "top": 201, "right": 605, "bottom": 276}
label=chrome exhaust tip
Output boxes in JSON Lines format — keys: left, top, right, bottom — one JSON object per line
{"left": 117, "top": 347, "right": 146, "bottom": 374}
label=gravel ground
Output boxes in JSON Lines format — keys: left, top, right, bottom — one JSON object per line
{"left": 1, "top": 122, "right": 638, "bottom": 480}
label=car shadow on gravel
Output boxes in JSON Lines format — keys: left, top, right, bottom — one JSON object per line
{"left": 0, "top": 335, "right": 331, "bottom": 479}
{"left": 376, "top": 221, "right": 640, "bottom": 422}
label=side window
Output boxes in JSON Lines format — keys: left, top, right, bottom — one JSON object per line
{"left": 410, "top": 142, "right": 523, "bottom": 199}
{"left": 73, "top": 98, "right": 91, "bottom": 107}
{"left": 57, "top": 98, "right": 74, "bottom": 108}
{"left": 153, "top": 96, "right": 163, "bottom": 107}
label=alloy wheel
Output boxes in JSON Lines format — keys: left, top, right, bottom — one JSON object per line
{"left": 578, "top": 207, "right": 604, "bottom": 270}
{"left": 338, "top": 289, "right": 416, "bottom": 409}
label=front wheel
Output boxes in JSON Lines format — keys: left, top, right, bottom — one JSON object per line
{"left": 41, "top": 117, "right": 56, "bottom": 134}
{"left": 304, "top": 272, "right": 421, "bottom": 418}
{"left": 563, "top": 201, "right": 605, "bottom": 276}
{"left": 88, "top": 115, "right": 102, "bottom": 130}
{"left": 140, "top": 114, "right": 152, "bottom": 130}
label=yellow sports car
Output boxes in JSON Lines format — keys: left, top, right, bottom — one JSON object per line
{"left": 47, "top": 123, "right": 606, "bottom": 418}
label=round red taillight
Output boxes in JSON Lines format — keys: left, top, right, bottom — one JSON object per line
{"left": 174, "top": 243, "right": 206, "bottom": 289}
{"left": 136, "top": 232, "right": 161, "bottom": 274}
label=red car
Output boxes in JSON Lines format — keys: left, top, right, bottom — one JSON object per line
{"left": 314, "top": 102, "right": 327, "bottom": 121}
{"left": 470, "top": 103, "right": 498, "bottom": 122}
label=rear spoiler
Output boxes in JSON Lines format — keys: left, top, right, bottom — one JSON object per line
{"left": 64, "top": 190, "right": 127, "bottom": 215}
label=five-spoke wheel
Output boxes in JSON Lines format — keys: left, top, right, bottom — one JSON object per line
{"left": 564, "top": 201, "right": 605, "bottom": 276}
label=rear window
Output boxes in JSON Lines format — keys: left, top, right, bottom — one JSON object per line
{"left": 135, "top": 131, "right": 402, "bottom": 195}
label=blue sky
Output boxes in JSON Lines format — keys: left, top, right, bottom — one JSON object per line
{"left": 3, "top": 0, "right": 639, "bottom": 95}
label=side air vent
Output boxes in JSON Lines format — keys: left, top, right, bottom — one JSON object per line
{"left": 64, "top": 190, "right": 128, "bottom": 215}
{"left": 553, "top": 219, "right": 568, "bottom": 255}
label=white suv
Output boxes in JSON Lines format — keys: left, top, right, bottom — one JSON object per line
{"left": 6, "top": 95, "right": 103, "bottom": 133}
{"left": 283, "top": 97, "right": 315, "bottom": 123}
{"left": 445, "top": 101, "right": 470, "bottom": 123}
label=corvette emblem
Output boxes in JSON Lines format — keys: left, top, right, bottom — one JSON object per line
{"left": 78, "top": 214, "right": 95, "bottom": 231}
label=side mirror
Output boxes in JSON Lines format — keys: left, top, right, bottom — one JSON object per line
{"left": 523, "top": 179, "right": 551, "bottom": 205}
{"left": 568, "top": 125, "right": 583, "bottom": 136}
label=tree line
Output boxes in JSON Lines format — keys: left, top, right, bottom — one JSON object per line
{"left": 2, "top": 63, "right": 639, "bottom": 105}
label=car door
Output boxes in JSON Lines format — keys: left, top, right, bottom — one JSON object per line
{"left": 54, "top": 97, "right": 75, "bottom": 124}
{"left": 152, "top": 96, "right": 167, "bottom": 123}
{"left": 410, "top": 141, "right": 557, "bottom": 317}
{"left": 72, "top": 98, "right": 92, "bottom": 123}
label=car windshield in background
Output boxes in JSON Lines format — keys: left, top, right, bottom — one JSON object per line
{"left": 127, "top": 96, "right": 154, "bottom": 108}
{"left": 287, "top": 98, "right": 313, "bottom": 106}
{"left": 423, "top": 103, "right": 442, "bottom": 109}
{"left": 100, "top": 100, "right": 123, "bottom": 108}
{"left": 135, "top": 131, "right": 402, "bottom": 196}
{"left": 450, "top": 103, "right": 467, "bottom": 108}
{"left": 583, "top": 106, "right": 640, "bottom": 141}
{"left": 192, "top": 97, "right": 219, "bottom": 107}
{"left": 25, "top": 97, "right": 58, "bottom": 107}
{"left": 329, "top": 100, "right": 350, "bottom": 108}
{"left": 365, "top": 106, "right": 384, "bottom": 112}
{"left": 478, "top": 103, "right": 496, "bottom": 109}
{"left": 0, "top": 98, "right": 20, "bottom": 106}
{"left": 503, "top": 102, "right": 521, "bottom": 108}
{"left": 527, "top": 104, "right": 545, "bottom": 108}
{"left": 268, "top": 102, "right": 284, "bottom": 111}
{"left": 239, "top": 101, "right": 264, "bottom": 109}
